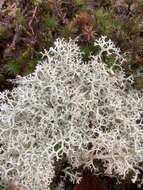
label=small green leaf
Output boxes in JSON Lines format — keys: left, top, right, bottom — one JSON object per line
{"left": 104, "top": 57, "right": 115, "bottom": 67}
{"left": 81, "top": 43, "right": 101, "bottom": 62}
{"left": 73, "top": 0, "right": 84, "bottom": 5}
{"left": 32, "top": 0, "right": 43, "bottom": 6}
{"left": 44, "top": 15, "right": 57, "bottom": 29}
{"left": 7, "top": 61, "right": 21, "bottom": 75}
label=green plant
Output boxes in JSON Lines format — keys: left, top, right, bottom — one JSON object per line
{"left": 26, "top": 59, "right": 38, "bottom": 74}
{"left": 6, "top": 47, "right": 37, "bottom": 75}
{"left": 0, "top": 25, "right": 10, "bottom": 41}
{"left": 62, "top": 24, "right": 76, "bottom": 39}
{"left": 95, "top": 8, "right": 112, "bottom": 34}
{"left": 104, "top": 56, "right": 116, "bottom": 67}
{"left": 80, "top": 43, "right": 101, "bottom": 61}
{"left": 73, "top": 0, "right": 85, "bottom": 5}
{"left": 32, "top": 0, "right": 43, "bottom": 6}
{"left": 95, "top": 8, "right": 118, "bottom": 36}
{"left": 6, "top": 60, "right": 21, "bottom": 75}
{"left": 44, "top": 15, "right": 57, "bottom": 29}
{"left": 15, "top": 9, "right": 26, "bottom": 26}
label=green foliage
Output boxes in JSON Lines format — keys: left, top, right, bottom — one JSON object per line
{"left": 95, "top": 8, "right": 115, "bottom": 35}
{"left": 95, "top": 8, "right": 124, "bottom": 36}
{"left": 62, "top": 25, "right": 76, "bottom": 39}
{"left": 1, "top": 0, "right": 143, "bottom": 94}
{"left": 81, "top": 42, "right": 116, "bottom": 67}
{"left": 26, "top": 59, "right": 38, "bottom": 74}
{"left": 80, "top": 43, "right": 101, "bottom": 62}
{"left": 6, "top": 47, "right": 37, "bottom": 75}
{"left": 6, "top": 60, "right": 21, "bottom": 75}
{"left": 104, "top": 56, "right": 116, "bottom": 67}
{"left": 44, "top": 15, "right": 57, "bottom": 29}
{"left": 15, "top": 9, "right": 26, "bottom": 26}
{"left": 125, "top": 169, "right": 136, "bottom": 182}
{"left": 73, "top": 0, "right": 85, "bottom": 5}
{"left": 95, "top": 6, "right": 141, "bottom": 41}
{"left": 0, "top": 26, "right": 9, "bottom": 41}
{"left": 32, "top": 0, "right": 43, "bottom": 6}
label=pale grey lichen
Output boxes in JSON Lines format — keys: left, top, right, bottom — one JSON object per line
{"left": 0, "top": 37, "right": 143, "bottom": 189}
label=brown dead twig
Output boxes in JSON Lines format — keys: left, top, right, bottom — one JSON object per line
{"left": 54, "top": 0, "right": 67, "bottom": 25}
{"left": 3, "top": 24, "right": 21, "bottom": 60}
{"left": 2, "top": 2, "right": 21, "bottom": 59}
{"left": 3, "top": 1, "right": 37, "bottom": 59}
{"left": 28, "top": 6, "right": 38, "bottom": 35}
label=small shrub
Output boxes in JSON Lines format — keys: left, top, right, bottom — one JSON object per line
{"left": 44, "top": 15, "right": 57, "bottom": 29}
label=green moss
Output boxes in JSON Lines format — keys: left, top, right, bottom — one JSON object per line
{"left": 125, "top": 169, "right": 136, "bottom": 182}
{"left": 15, "top": 9, "right": 26, "bottom": 26}
{"left": 73, "top": 0, "right": 85, "bottom": 5}
{"left": 80, "top": 42, "right": 117, "bottom": 66}
{"left": 32, "top": 0, "right": 43, "bottom": 6}
{"left": 21, "top": 47, "right": 33, "bottom": 60}
{"left": 104, "top": 56, "right": 116, "bottom": 67}
{"left": 95, "top": 8, "right": 115, "bottom": 36}
{"left": 95, "top": 8, "right": 123, "bottom": 37}
{"left": 0, "top": 25, "right": 10, "bottom": 41}
{"left": 6, "top": 60, "right": 21, "bottom": 75}
{"left": 62, "top": 25, "right": 76, "bottom": 39}
{"left": 80, "top": 43, "right": 101, "bottom": 62}
{"left": 43, "top": 15, "right": 57, "bottom": 29}
{"left": 6, "top": 47, "right": 38, "bottom": 75}
{"left": 95, "top": 5, "right": 142, "bottom": 44}
{"left": 26, "top": 59, "right": 38, "bottom": 74}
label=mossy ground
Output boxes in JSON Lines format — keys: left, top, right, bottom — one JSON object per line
{"left": 0, "top": 0, "right": 143, "bottom": 91}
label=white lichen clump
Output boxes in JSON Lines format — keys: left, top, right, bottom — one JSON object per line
{"left": 0, "top": 36, "right": 143, "bottom": 189}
